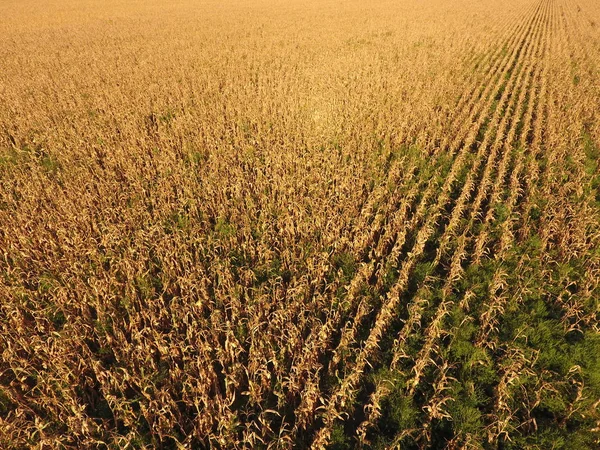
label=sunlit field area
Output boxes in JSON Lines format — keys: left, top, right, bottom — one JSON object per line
{"left": 1, "top": 0, "right": 599, "bottom": 448}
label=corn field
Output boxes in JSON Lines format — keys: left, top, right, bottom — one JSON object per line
{"left": 1, "top": 0, "right": 599, "bottom": 448}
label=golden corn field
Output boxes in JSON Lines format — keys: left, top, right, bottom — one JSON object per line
{"left": 1, "top": 0, "right": 600, "bottom": 448}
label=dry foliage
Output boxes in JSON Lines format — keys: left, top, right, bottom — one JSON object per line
{"left": 1, "top": 0, "right": 599, "bottom": 448}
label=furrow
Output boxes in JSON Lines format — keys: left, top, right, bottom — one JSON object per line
{"left": 280, "top": 4, "right": 546, "bottom": 438}
{"left": 309, "top": 3, "right": 550, "bottom": 446}
{"left": 347, "top": 0, "right": 555, "bottom": 443}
